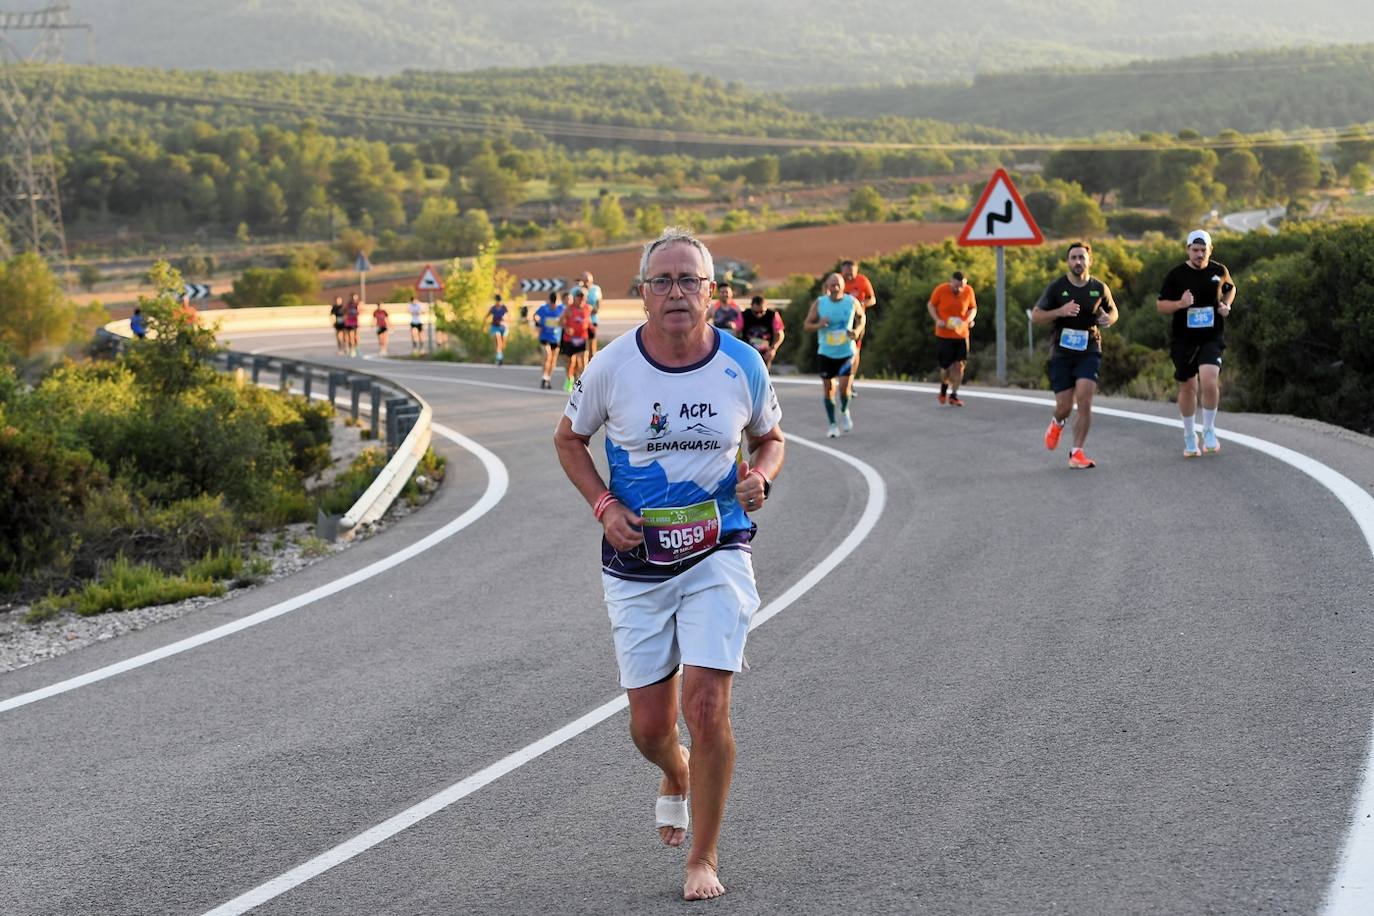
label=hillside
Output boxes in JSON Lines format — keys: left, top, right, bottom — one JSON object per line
{"left": 788, "top": 44, "right": 1374, "bottom": 135}
{"left": 69, "top": 0, "right": 1374, "bottom": 91}
{"left": 43, "top": 64, "right": 1022, "bottom": 152}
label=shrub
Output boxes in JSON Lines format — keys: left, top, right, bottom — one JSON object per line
{"left": 0, "top": 415, "right": 102, "bottom": 577}
{"left": 27, "top": 556, "right": 223, "bottom": 622}
{"left": 317, "top": 448, "right": 387, "bottom": 516}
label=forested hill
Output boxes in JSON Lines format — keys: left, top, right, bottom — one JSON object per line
{"left": 788, "top": 44, "right": 1374, "bottom": 136}
{"left": 45, "top": 65, "right": 1022, "bottom": 152}
{"left": 73, "top": 0, "right": 1374, "bottom": 91}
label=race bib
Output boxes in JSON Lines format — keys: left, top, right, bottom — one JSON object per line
{"left": 946, "top": 316, "right": 963, "bottom": 330}
{"left": 1059, "top": 328, "right": 1090, "bottom": 351}
{"left": 567, "top": 335, "right": 587, "bottom": 347}
{"left": 823, "top": 328, "right": 850, "bottom": 347}
{"left": 641, "top": 500, "right": 721, "bottom": 566}
{"left": 1187, "top": 306, "right": 1215, "bottom": 329}
{"left": 748, "top": 334, "right": 769, "bottom": 352}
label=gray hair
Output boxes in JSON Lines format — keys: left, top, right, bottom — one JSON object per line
{"left": 639, "top": 226, "right": 714, "bottom": 287}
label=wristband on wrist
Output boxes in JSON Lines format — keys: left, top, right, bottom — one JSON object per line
{"left": 592, "top": 490, "right": 618, "bottom": 521}
{"left": 747, "top": 467, "right": 771, "bottom": 499}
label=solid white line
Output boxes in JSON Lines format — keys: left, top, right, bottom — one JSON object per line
{"left": 200, "top": 432, "right": 886, "bottom": 915}
{"left": 779, "top": 376, "right": 1374, "bottom": 910}
{"left": 0, "top": 425, "right": 508, "bottom": 715}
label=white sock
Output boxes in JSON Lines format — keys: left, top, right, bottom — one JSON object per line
{"left": 1202, "top": 408, "right": 1217, "bottom": 431}
{"left": 1182, "top": 413, "right": 1196, "bottom": 439}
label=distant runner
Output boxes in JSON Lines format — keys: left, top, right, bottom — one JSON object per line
{"left": 554, "top": 226, "right": 784, "bottom": 902}
{"left": 533, "top": 291, "right": 564, "bottom": 389}
{"left": 840, "top": 259, "right": 876, "bottom": 387}
{"left": 487, "top": 293, "right": 509, "bottom": 366}
{"left": 581, "top": 271, "right": 603, "bottom": 358}
{"left": 560, "top": 288, "right": 591, "bottom": 390}
{"left": 343, "top": 294, "right": 361, "bottom": 358}
{"left": 803, "top": 272, "right": 864, "bottom": 437}
{"left": 409, "top": 296, "right": 425, "bottom": 354}
{"left": 373, "top": 303, "right": 390, "bottom": 357}
{"left": 926, "top": 270, "right": 977, "bottom": 406}
{"left": 711, "top": 285, "right": 742, "bottom": 337}
{"left": 1157, "top": 229, "right": 1236, "bottom": 457}
{"left": 739, "top": 295, "right": 785, "bottom": 372}
{"left": 1032, "top": 242, "right": 1118, "bottom": 469}
{"left": 330, "top": 296, "right": 346, "bottom": 355}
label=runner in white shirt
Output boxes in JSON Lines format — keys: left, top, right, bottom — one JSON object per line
{"left": 581, "top": 271, "right": 604, "bottom": 358}
{"left": 408, "top": 296, "right": 425, "bottom": 353}
{"left": 555, "top": 227, "right": 784, "bottom": 902}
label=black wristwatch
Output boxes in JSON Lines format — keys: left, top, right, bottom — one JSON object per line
{"left": 760, "top": 475, "right": 772, "bottom": 499}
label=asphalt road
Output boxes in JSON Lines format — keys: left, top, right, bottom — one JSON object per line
{"left": 3, "top": 329, "right": 1373, "bottom": 916}
{"left": 1220, "top": 207, "right": 1286, "bottom": 234}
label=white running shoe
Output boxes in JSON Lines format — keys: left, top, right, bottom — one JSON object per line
{"left": 839, "top": 410, "right": 853, "bottom": 433}
{"left": 1202, "top": 427, "right": 1221, "bottom": 454}
{"left": 827, "top": 423, "right": 840, "bottom": 438}
{"left": 1184, "top": 430, "right": 1202, "bottom": 458}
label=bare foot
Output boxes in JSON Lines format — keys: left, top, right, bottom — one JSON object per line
{"left": 658, "top": 746, "right": 690, "bottom": 847}
{"left": 683, "top": 861, "right": 724, "bottom": 900}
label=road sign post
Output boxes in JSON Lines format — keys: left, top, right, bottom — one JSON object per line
{"left": 356, "top": 252, "right": 372, "bottom": 305}
{"left": 415, "top": 264, "right": 444, "bottom": 355}
{"left": 956, "top": 168, "right": 1043, "bottom": 384}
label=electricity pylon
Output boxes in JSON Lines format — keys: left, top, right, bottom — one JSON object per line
{"left": 0, "top": 3, "right": 90, "bottom": 266}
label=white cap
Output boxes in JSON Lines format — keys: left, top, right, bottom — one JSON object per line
{"left": 1187, "top": 229, "right": 1212, "bottom": 247}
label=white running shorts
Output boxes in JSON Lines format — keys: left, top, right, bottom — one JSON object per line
{"left": 602, "top": 548, "right": 759, "bottom": 689}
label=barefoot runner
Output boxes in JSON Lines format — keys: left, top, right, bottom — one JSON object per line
{"left": 555, "top": 226, "right": 784, "bottom": 901}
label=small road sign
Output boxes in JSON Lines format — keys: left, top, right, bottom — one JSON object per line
{"left": 519, "top": 278, "right": 566, "bottom": 293}
{"left": 957, "top": 168, "right": 1043, "bottom": 247}
{"left": 182, "top": 283, "right": 211, "bottom": 300}
{"left": 355, "top": 253, "right": 372, "bottom": 273}
{"left": 415, "top": 264, "right": 444, "bottom": 292}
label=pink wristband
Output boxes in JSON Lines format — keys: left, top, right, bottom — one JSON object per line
{"left": 593, "top": 491, "right": 618, "bottom": 521}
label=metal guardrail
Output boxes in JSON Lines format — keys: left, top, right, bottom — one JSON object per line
{"left": 97, "top": 321, "right": 434, "bottom": 542}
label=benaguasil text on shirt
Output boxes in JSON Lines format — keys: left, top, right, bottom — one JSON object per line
{"left": 566, "top": 326, "right": 782, "bottom": 582}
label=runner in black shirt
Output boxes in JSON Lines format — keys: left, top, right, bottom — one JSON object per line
{"left": 739, "top": 295, "right": 785, "bottom": 371}
{"left": 1030, "top": 241, "right": 1118, "bottom": 469}
{"left": 1156, "top": 229, "right": 1235, "bottom": 457}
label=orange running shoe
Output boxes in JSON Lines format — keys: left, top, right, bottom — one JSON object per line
{"left": 1068, "top": 447, "right": 1096, "bottom": 469}
{"left": 1044, "top": 419, "right": 1064, "bottom": 450}
{"left": 937, "top": 392, "right": 947, "bottom": 404}
{"left": 948, "top": 394, "right": 963, "bottom": 407}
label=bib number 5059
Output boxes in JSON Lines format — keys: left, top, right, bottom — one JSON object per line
{"left": 642, "top": 499, "right": 721, "bottom": 565}
{"left": 659, "top": 525, "right": 708, "bottom": 551}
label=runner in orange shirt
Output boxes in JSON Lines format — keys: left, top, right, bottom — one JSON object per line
{"left": 926, "top": 271, "right": 977, "bottom": 406}
{"left": 840, "top": 259, "right": 875, "bottom": 387}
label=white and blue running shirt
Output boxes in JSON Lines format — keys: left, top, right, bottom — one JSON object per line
{"left": 566, "top": 326, "right": 782, "bottom": 582}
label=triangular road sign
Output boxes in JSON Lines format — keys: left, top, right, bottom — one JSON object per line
{"left": 415, "top": 264, "right": 444, "bottom": 291}
{"left": 957, "top": 168, "right": 1044, "bottom": 247}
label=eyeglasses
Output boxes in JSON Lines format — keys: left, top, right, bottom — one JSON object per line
{"left": 646, "top": 275, "right": 710, "bottom": 296}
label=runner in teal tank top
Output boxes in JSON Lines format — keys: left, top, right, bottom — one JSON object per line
{"left": 803, "top": 272, "right": 864, "bottom": 437}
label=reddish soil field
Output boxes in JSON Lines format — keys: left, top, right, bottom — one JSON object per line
{"left": 490, "top": 221, "right": 962, "bottom": 296}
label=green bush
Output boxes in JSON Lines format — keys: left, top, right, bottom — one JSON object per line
{"left": 184, "top": 548, "right": 242, "bottom": 583}
{"left": 317, "top": 448, "right": 387, "bottom": 516}
{"left": 0, "top": 413, "right": 102, "bottom": 577}
{"left": 72, "top": 488, "right": 241, "bottom": 578}
{"left": 27, "top": 556, "right": 223, "bottom": 622}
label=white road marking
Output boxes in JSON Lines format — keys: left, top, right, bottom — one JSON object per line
{"left": 774, "top": 377, "right": 1374, "bottom": 911}
{"left": 200, "top": 434, "right": 887, "bottom": 915}
{"left": 0, "top": 425, "right": 507, "bottom": 715}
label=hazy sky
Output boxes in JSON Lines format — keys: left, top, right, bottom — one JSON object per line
{"left": 48, "top": 1, "right": 1374, "bottom": 89}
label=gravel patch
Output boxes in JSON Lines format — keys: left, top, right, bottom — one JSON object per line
{"left": 0, "top": 416, "right": 439, "bottom": 675}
